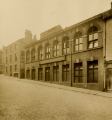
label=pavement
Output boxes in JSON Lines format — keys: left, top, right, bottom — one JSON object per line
{"left": 2, "top": 75, "right": 112, "bottom": 99}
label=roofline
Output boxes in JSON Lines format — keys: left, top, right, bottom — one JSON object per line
{"left": 25, "top": 9, "right": 110, "bottom": 48}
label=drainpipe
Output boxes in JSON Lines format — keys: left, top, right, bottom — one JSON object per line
{"left": 103, "top": 19, "right": 106, "bottom": 92}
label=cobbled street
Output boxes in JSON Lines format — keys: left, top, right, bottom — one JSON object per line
{"left": 0, "top": 75, "right": 112, "bottom": 120}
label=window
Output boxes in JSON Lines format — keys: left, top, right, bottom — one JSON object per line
{"left": 6, "top": 49, "right": 7, "bottom": 54}
{"left": 26, "top": 51, "right": 30, "bottom": 63}
{"left": 53, "top": 66, "right": 59, "bottom": 81}
{"left": 15, "top": 65, "right": 17, "bottom": 72}
{"left": 21, "top": 51, "right": 25, "bottom": 63}
{"left": 74, "top": 32, "right": 83, "bottom": 51}
{"left": 62, "top": 64, "right": 69, "bottom": 81}
{"left": 38, "top": 46, "right": 43, "bottom": 60}
{"left": 45, "top": 67, "right": 50, "bottom": 81}
{"left": 15, "top": 44, "right": 17, "bottom": 50}
{"left": 31, "top": 48, "right": 35, "bottom": 62}
{"left": 10, "top": 55, "right": 12, "bottom": 63}
{"left": 62, "top": 36, "right": 69, "bottom": 55}
{"left": 87, "top": 60, "right": 98, "bottom": 83}
{"left": 15, "top": 53, "right": 17, "bottom": 61}
{"left": 46, "top": 43, "right": 50, "bottom": 59}
{"left": 88, "top": 26, "right": 98, "bottom": 48}
{"left": 6, "top": 57, "right": 7, "bottom": 64}
{"left": 53, "top": 41, "right": 59, "bottom": 57}
{"left": 26, "top": 70, "right": 30, "bottom": 79}
{"left": 10, "top": 66, "right": 12, "bottom": 76}
{"left": 74, "top": 63, "right": 83, "bottom": 83}
{"left": 38, "top": 68, "right": 43, "bottom": 80}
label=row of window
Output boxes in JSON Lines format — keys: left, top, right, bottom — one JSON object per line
{"left": 6, "top": 44, "right": 17, "bottom": 54}
{"left": 26, "top": 26, "right": 98, "bottom": 63}
{"left": 6, "top": 65, "right": 17, "bottom": 74}
{"left": 26, "top": 60, "right": 98, "bottom": 83}
{"left": 6, "top": 53, "right": 17, "bottom": 64}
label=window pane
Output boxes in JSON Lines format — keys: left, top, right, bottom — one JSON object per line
{"left": 57, "top": 51, "right": 59, "bottom": 56}
{"left": 89, "top": 64, "right": 93, "bottom": 68}
{"left": 75, "top": 66, "right": 79, "bottom": 70}
{"left": 54, "top": 51, "right": 56, "bottom": 56}
{"left": 79, "top": 70, "right": 82, "bottom": 76}
{"left": 57, "top": 45, "right": 59, "bottom": 50}
{"left": 67, "top": 41, "right": 69, "bottom": 48}
{"left": 79, "top": 38, "right": 82, "bottom": 43}
{"left": 75, "top": 45, "right": 78, "bottom": 51}
{"left": 75, "top": 71, "right": 78, "bottom": 76}
{"left": 88, "top": 42, "right": 93, "bottom": 48}
{"left": 54, "top": 73, "right": 56, "bottom": 81}
{"left": 79, "top": 44, "right": 82, "bottom": 50}
{"left": 75, "top": 39, "right": 78, "bottom": 44}
{"left": 94, "top": 33, "right": 98, "bottom": 39}
{"left": 79, "top": 77, "right": 82, "bottom": 83}
{"left": 74, "top": 77, "right": 78, "bottom": 83}
{"left": 64, "top": 43, "right": 66, "bottom": 48}
{"left": 89, "top": 34, "right": 93, "bottom": 41}
{"left": 88, "top": 69, "right": 93, "bottom": 83}
{"left": 63, "top": 72, "right": 66, "bottom": 81}
{"left": 94, "top": 69, "right": 98, "bottom": 83}
{"left": 67, "top": 48, "right": 69, "bottom": 54}
{"left": 63, "top": 49, "right": 66, "bottom": 54}
{"left": 57, "top": 72, "right": 59, "bottom": 81}
{"left": 94, "top": 41, "right": 98, "bottom": 47}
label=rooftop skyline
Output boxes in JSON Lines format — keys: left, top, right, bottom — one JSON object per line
{"left": 0, "top": 0, "right": 112, "bottom": 49}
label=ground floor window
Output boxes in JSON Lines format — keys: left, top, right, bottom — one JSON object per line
{"left": 87, "top": 60, "right": 98, "bottom": 83}
{"left": 26, "top": 70, "right": 30, "bottom": 79}
{"left": 74, "top": 63, "right": 83, "bottom": 83}
{"left": 53, "top": 66, "right": 59, "bottom": 81}
{"left": 38, "top": 68, "right": 43, "bottom": 80}
{"left": 45, "top": 67, "right": 50, "bottom": 81}
{"left": 10, "top": 66, "right": 12, "bottom": 76}
{"left": 32, "top": 69, "right": 35, "bottom": 80}
{"left": 62, "top": 64, "right": 69, "bottom": 81}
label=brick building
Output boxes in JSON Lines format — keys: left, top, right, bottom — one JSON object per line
{"left": 0, "top": 49, "right": 4, "bottom": 74}
{"left": 24, "top": 3, "right": 112, "bottom": 91}
{"left": 3, "top": 30, "right": 37, "bottom": 78}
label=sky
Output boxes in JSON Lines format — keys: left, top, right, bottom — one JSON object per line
{"left": 0, "top": 0, "right": 112, "bottom": 49}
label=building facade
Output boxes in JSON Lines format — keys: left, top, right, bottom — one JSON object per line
{"left": 3, "top": 30, "right": 37, "bottom": 78}
{"left": 0, "top": 49, "right": 4, "bottom": 74}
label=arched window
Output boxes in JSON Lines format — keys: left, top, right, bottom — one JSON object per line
{"left": 53, "top": 40, "right": 59, "bottom": 57}
{"left": 74, "top": 31, "right": 83, "bottom": 51}
{"left": 45, "top": 43, "right": 50, "bottom": 59}
{"left": 38, "top": 46, "right": 43, "bottom": 60}
{"left": 26, "top": 50, "right": 30, "bottom": 63}
{"left": 31, "top": 48, "right": 35, "bottom": 62}
{"left": 88, "top": 26, "right": 98, "bottom": 48}
{"left": 62, "top": 36, "right": 69, "bottom": 55}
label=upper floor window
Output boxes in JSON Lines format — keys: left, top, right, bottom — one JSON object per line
{"left": 62, "top": 36, "right": 69, "bottom": 55}
{"left": 15, "top": 64, "right": 17, "bottom": 72}
{"left": 53, "top": 40, "right": 59, "bottom": 57}
{"left": 6, "top": 57, "right": 7, "bottom": 64}
{"left": 38, "top": 46, "right": 43, "bottom": 60}
{"left": 88, "top": 26, "right": 98, "bottom": 49}
{"left": 26, "top": 51, "right": 30, "bottom": 63}
{"left": 10, "top": 55, "right": 12, "bottom": 63}
{"left": 15, "top": 44, "right": 17, "bottom": 50}
{"left": 45, "top": 43, "right": 50, "bottom": 59}
{"left": 31, "top": 48, "right": 35, "bottom": 62}
{"left": 74, "top": 32, "right": 83, "bottom": 51}
{"left": 15, "top": 53, "right": 17, "bottom": 61}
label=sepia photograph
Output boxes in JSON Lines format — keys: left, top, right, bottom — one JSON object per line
{"left": 1, "top": 0, "right": 112, "bottom": 119}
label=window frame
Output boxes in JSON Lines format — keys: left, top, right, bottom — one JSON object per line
{"left": 26, "top": 51, "right": 30, "bottom": 63}
{"left": 88, "top": 26, "right": 98, "bottom": 49}
{"left": 62, "top": 64, "right": 69, "bottom": 81}
{"left": 87, "top": 60, "right": 98, "bottom": 83}
{"left": 31, "top": 48, "right": 35, "bottom": 62}
{"left": 38, "top": 68, "right": 43, "bottom": 80}
{"left": 74, "top": 63, "right": 83, "bottom": 83}
{"left": 53, "top": 66, "right": 59, "bottom": 81}
{"left": 53, "top": 41, "right": 59, "bottom": 57}
{"left": 38, "top": 46, "right": 43, "bottom": 60}
{"left": 74, "top": 32, "right": 83, "bottom": 52}
{"left": 45, "top": 44, "right": 50, "bottom": 59}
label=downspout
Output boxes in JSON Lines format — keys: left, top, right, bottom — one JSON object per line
{"left": 70, "top": 29, "right": 72, "bottom": 87}
{"left": 103, "top": 19, "right": 106, "bottom": 92}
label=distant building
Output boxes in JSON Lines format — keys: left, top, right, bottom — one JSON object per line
{"left": 3, "top": 30, "right": 37, "bottom": 78}
{"left": 24, "top": 3, "right": 112, "bottom": 91}
{"left": 0, "top": 49, "right": 4, "bottom": 74}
